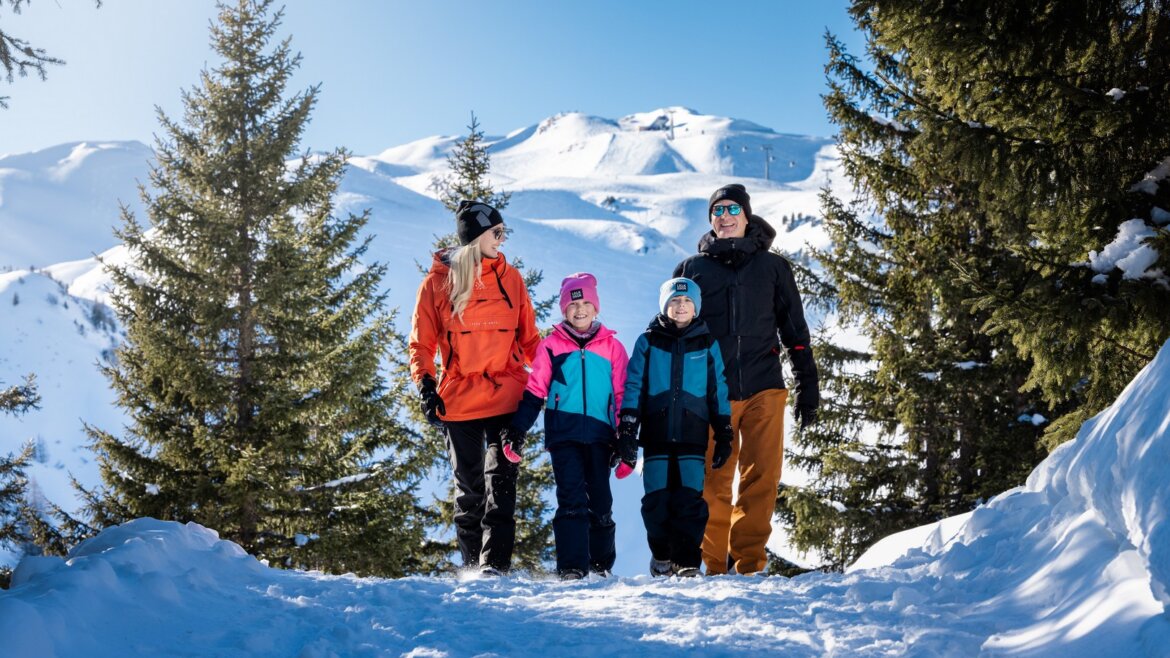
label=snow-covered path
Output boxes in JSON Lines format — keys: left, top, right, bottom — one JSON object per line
{"left": 0, "top": 518, "right": 1016, "bottom": 657}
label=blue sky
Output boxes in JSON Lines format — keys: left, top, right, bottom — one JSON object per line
{"left": 1, "top": 0, "right": 864, "bottom": 156}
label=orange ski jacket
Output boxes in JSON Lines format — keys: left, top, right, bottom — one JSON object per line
{"left": 409, "top": 249, "right": 540, "bottom": 422}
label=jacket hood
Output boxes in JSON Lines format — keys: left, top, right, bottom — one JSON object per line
{"left": 696, "top": 215, "right": 776, "bottom": 259}
{"left": 429, "top": 248, "right": 509, "bottom": 276}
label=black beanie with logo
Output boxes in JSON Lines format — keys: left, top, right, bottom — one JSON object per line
{"left": 455, "top": 200, "right": 504, "bottom": 246}
{"left": 708, "top": 184, "right": 752, "bottom": 219}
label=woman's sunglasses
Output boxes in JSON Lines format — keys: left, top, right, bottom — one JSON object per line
{"left": 490, "top": 226, "right": 507, "bottom": 240}
{"left": 711, "top": 204, "right": 742, "bottom": 217}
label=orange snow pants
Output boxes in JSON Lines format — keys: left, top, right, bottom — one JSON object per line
{"left": 702, "top": 387, "right": 787, "bottom": 575}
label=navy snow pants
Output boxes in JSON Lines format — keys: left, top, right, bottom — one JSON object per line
{"left": 548, "top": 441, "right": 617, "bottom": 575}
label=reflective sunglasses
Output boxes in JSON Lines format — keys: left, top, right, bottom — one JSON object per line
{"left": 711, "top": 204, "right": 742, "bottom": 217}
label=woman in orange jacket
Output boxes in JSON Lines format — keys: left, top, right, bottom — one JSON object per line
{"left": 408, "top": 200, "right": 540, "bottom": 575}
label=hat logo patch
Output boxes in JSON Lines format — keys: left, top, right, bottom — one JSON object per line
{"left": 674, "top": 282, "right": 688, "bottom": 292}
{"left": 465, "top": 202, "right": 495, "bottom": 227}
{"left": 570, "top": 289, "right": 584, "bottom": 300}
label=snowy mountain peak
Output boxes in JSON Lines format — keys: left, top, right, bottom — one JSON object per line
{"left": 0, "top": 141, "right": 153, "bottom": 269}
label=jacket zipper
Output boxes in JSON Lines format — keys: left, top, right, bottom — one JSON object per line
{"left": 737, "top": 336, "right": 744, "bottom": 395}
{"left": 669, "top": 334, "right": 683, "bottom": 442}
{"left": 580, "top": 348, "right": 588, "bottom": 420}
{"left": 733, "top": 270, "right": 744, "bottom": 395}
{"left": 493, "top": 267, "right": 513, "bottom": 308}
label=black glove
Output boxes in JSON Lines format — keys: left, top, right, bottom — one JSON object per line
{"left": 711, "top": 440, "right": 732, "bottom": 470}
{"left": 711, "top": 420, "right": 733, "bottom": 469}
{"left": 794, "top": 404, "right": 818, "bottom": 432}
{"left": 418, "top": 376, "right": 446, "bottom": 428}
{"left": 501, "top": 427, "right": 524, "bottom": 464}
{"left": 617, "top": 415, "right": 639, "bottom": 466}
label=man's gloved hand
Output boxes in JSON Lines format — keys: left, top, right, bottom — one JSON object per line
{"left": 794, "top": 404, "right": 819, "bottom": 432}
{"left": 711, "top": 440, "right": 732, "bottom": 470}
{"left": 500, "top": 427, "right": 524, "bottom": 464}
{"left": 418, "top": 376, "right": 446, "bottom": 428}
{"left": 711, "top": 420, "right": 733, "bottom": 469}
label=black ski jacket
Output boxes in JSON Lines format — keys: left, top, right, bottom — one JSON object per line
{"left": 673, "top": 216, "right": 819, "bottom": 406}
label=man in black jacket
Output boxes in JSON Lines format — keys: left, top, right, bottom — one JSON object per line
{"left": 673, "top": 183, "right": 819, "bottom": 575}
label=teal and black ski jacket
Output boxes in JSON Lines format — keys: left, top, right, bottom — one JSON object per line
{"left": 621, "top": 315, "right": 731, "bottom": 447}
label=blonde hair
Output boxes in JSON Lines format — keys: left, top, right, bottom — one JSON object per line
{"left": 447, "top": 240, "right": 484, "bottom": 321}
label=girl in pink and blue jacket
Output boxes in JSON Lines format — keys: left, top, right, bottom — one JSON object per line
{"left": 502, "top": 272, "right": 629, "bottom": 580}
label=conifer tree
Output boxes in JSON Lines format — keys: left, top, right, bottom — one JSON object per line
{"left": 840, "top": 0, "right": 1170, "bottom": 448}
{"left": 430, "top": 112, "right": 512, "bottom": 218}
{"left": 0, "top": 376, "right": 38, "bottom": 588}
{"left": 0, "top": 0, "right": 100, "bottom": 108}
{"left": 784, "top": 0, "right": 1170, "bottom": 567}
{"left": 0, "top": 375, "right": 37, "bottom": 416}
{"left": 419, "top": 114, "right": 557, "bottom": 572}
{"left": 82, "top": 0, "right": 425, "bottom": 577}
{"left": 777, "top": 17, "right": 1056, "bottom": 567}
{"left": 0, "top": 443, "right": 33, "bottom": 589}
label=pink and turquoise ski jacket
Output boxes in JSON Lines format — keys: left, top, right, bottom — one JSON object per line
{"left": 510, "top": 322, "right": 629, "bottom": 446}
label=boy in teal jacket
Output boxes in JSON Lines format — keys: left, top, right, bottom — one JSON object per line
{"left": 618, "top": 277, "right": 732, "bottom": 577}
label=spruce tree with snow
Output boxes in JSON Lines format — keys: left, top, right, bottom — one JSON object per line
{"left": 829, "top": 0, "right": 1170, "bottom": 449}
{"left": 776, "top": 11, "right": 1073, "bottom": 567}
{"left": 782, "top": 0, "right": 1170, "bottom": 568}
{"left": 82, "top": 0, "right": 425, "bottom": 577}
{"left": 0, "top": 375, "right": 37, "bottom": 416}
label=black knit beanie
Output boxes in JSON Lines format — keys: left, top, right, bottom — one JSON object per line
{"left": 708, "top": 184, "right": 752, "bottom": 219}
{"left": 455, "top": 200, "right": 504, "bottom": 246}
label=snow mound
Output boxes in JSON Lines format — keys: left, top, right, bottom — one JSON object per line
{"left": 854, "top": 338, "right": 1170, "bottom": 655}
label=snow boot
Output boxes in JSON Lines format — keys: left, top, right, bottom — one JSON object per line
{"left": 479, "top": 565, "right": 505, "bottom": 578}
{"left": 650, "top": 557, "right": 673, "bottom": 577}
{"left": 559, "top": 568, "right": 586, "bottom": 581}
{"left": 673, "top": 565, "right": 701, "bottom": 578}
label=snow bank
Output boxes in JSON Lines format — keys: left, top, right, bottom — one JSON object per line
{"left": 854, "top": 338, "right": 1170, "bottom": 656}
{"left": 1031, "top": 338, "right": 1170, "bottom": 608}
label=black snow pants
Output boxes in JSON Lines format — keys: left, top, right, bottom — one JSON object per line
{"left": 445, "top": 414, "right": 519, "bottom": 571}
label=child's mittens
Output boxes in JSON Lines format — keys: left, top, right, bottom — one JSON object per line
{"left": 501, "top": 427, "right": 525, "bottom": 464}
{"left": 615, "top": 461, "right": 635, "bottom": 479}
{"left": 615, "top": 414, "right": 640, "bottom": 478}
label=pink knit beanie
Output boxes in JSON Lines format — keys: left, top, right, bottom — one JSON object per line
{"left": 559, "top": 272, "right": 600, "bottom": 316}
